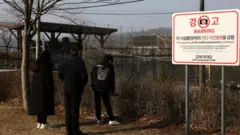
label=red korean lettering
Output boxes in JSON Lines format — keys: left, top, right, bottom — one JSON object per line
{"left": 219, "top": 36, "right": 223, "bottom": 40}
{"left": 211, "top": 17, "right": 219, "bottom": 25}
{"left": 190, "top": 18, "right": 196, "bottom": 27}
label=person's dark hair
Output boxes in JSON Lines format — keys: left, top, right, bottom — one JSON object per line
{"left": 31, "top": 50, "right": 51, "bottom": 72}
{"left": 70, "top": 44, "right": 82, "bottom": 56}
{"left": 103, "top": 54, "right": 113, "bottom": 63}
{"left": 71, "top": 44, "right": 79, "bottom": 53}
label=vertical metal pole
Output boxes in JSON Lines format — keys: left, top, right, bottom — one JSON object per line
{"left": 209, "top": 65, "right": 211, "bottom": 88}
{"left": 36, "top": 1, "right": 41, "bottom": 60}
{"left": 36, "top": 18, "right": 40, "bottom": 60}
{"left": 199, "top": 0, "right": 205, "bottom": 92}
{"left": 100, "top": 35, "right": 104, "bottom": 48}
{"left": 17, "top": 30, "right": 22, "bottom": 56}
{"left": 221, "top": 66, "right": 225, "bottom": 135}
{"left": 78, "top": 34, "right": 83, "bottom": 58}
{"left": 120, "top": 25, "right": 123, "bottom": 46}
{"left": 94, "top": 23, "right": 96, "bottom": 45}
{"left": 185, "top": 65, "right": 189, "bottom": 135}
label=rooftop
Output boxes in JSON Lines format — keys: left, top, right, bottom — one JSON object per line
{"left": 0, "top": 21, "right": 118, "bottom": 36}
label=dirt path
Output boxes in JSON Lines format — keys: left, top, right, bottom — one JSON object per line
{"left": 0, "top": 104, "right": 234, "bottom": 135}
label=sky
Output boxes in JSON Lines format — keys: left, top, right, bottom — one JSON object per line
{"left": 1, "top": 0, "right": 240, "bottom": 31}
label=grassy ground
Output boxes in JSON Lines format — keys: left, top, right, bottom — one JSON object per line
{"left": 0, "top": 104, "right": 184, "bottom": 135}
{"left": 0, "top": 103, "right": 238, "bottom": 135}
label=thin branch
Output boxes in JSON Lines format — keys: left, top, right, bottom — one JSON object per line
{"left": 30, "top": 0, "right": 62, "bottom": 28}
{"left": 48, "top": 13, "right": 86, "bottom": 25}
{"left": 53, "top": 0, "right": 144, "bottom": 10}
{"left": 7, "top": 33, "right": 12, "bottom": 47}
{"left": 3, "top": 0, "right": 24, "bottom": 13}
{"left": 0, "top": 28, "right": 12, "bottom": 49}
{"left": 1, "top": 0, "right": 143, "bottom": 38}
{"left": 29, "top": 0, "right": 34, "bottom": 16}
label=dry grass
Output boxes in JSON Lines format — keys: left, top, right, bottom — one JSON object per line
{"left": 0, "top": 71, "right": 21, "bottom": 103}
{"left": 0, "top": 104, "right": 187, "bottom": 135}
{"left": 114, "top": 78, "right": 240, "bottom": 132}
{"left": 1, "top": 103, "right": 239, "bottom": 135}
{"left": 1, "top": 72, "right": 240, "bottom": 134}
{"left": 113, "top": 78, "right": 185, "bottom": 123}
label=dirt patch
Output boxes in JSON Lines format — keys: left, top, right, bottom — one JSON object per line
{"left": 1, "top": 104, "right": 237, "bottom": 135}
{"left": 0, "top": 104, "right": 185, "bottom": 135}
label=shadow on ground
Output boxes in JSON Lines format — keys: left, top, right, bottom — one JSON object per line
{"left": 51, "top": 117, "right": 221, "bottom": 135}
{"left": 87, "top": 119, "right": 182, "bottom": 135}
{"left": 52, "top": 121, "right": 96, "bottom": 128}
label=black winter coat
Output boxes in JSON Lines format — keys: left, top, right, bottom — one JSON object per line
{"left": 91, "top": 61, "right": 115, "bottom": 92}
{"left": 28, "top": 61, "right": 55, "bottom": 116}
{"left": 58, "top": 55, "right": 88, "bottom": 96}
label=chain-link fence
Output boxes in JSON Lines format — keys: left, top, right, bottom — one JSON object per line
{"left": 0, "top": 24, "right": 237, "bottom": 87}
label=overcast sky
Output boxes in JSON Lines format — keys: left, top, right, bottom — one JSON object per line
{"left": 1, "top": 0, "right": 240, "bottom": 31}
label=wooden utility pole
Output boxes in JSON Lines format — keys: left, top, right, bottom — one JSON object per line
{"left": 199, "top": 0, "right": 205, "bottom": 91}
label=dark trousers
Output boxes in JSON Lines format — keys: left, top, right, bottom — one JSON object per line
{"left": 94, "top": 91, "right": 114, "bottom": 121}
{"left": 37, "top": 114, "right": 47, "bottom": 124}
{"left": 64, "top": 92, "right": 82, "bottom": 135}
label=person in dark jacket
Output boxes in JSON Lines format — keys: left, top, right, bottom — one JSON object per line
{"left": 28, "top": 50, "right": 55, "bottom": 129}
{"left": 91, "top": 55, "right": 120, "bottom": 125}
{"left": 58, "top": 45, "right": 88, "bottom": 135}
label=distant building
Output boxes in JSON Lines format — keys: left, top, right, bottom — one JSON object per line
{"left": 126, "top": 35, "right": 172, "bottom": 56}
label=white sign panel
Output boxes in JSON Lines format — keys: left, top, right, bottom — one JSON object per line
{"left": 172, "top": 9, "right": 240, "bottom": 66}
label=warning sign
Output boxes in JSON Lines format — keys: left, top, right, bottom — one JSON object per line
{"left": 172, "top": 9, "right": 240, "bottom": 66}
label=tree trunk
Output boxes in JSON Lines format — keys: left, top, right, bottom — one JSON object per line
{"left": 21, "top": 26, "right": 30, "bottom": 110}
{"left": 21, "top": 2, "right": 31, "bottom": 110}
{"left": 21, "top": 32, "right": 27, "bottom": 110}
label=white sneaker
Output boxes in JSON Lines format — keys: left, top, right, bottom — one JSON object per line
{"left": 109, "top": 120, "right": 120, "bottom": 125}
{"left": 37, "top": 123, "right": 41, "bottom": 129}
{"left": 40, "top": 124, "right": 49, "bottom": 129}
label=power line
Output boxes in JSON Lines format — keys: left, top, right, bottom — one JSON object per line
{"left": 56, "top": 0, "right": 125, "bottom": 6}
{"left": 75, "top": 12, "right": 173, "bottom": 15}
{"left": 52, "top": 12, "right": 174, "bottom": 15}
{"left": 53, "top": 0, "right": 144, "bottom": 10}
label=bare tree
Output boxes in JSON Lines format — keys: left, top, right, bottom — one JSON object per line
{"left": 0, "top": 0, "right": 144, "bottom": 110}
{"left": 0, "top": 28, "right": 12, "bottom": 55}
{"left": 0, "top": 0, "right": 64, "bottom": 110}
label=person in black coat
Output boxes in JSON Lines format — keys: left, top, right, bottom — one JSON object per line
{"left": 58, "top": 45, "right": 88, "bottom": 135}
{"left": 28, "top": 50, "right": 55, "bottom": 129}
{"left": 91, "top": 55, "right": 120, "bottom": 125}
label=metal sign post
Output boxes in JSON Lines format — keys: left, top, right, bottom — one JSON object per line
{"left": 185, "top": 65, "right": 189, "bottom": 135}
{"left": 221, "top": 66, "right": 225, "bottom": 135}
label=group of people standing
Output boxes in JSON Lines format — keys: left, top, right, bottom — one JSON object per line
{"left": 28, "top": 44, "right": 120, "bottom": 135}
